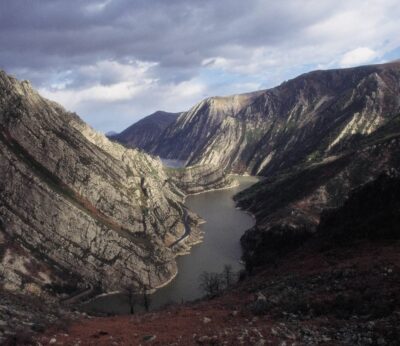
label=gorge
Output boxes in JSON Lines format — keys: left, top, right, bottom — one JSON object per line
{"left": 0, "top": 70, "right": 233, "bottom": 334}
{"left": 112, "top": 60, "right": 400, "bottom": 271}
{"left": 1, "top": 61, "right": 400, "bottom": 345}
{"left": 84, "top": 175, "right": 259, "bottom": 314}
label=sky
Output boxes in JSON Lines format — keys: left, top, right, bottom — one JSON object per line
{"left": 1, "top": 0, "right": 400, "bottom": 132}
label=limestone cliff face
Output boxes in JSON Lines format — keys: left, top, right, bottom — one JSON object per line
{"left": 150, "top": 62, "right": 400, "bottom": 175}
{"left": 110, "top": 111, "right": 180, "bottom": 151}
{"left": 153, "top": 93, "right": 262, "bottom": 169}
{"left": 0, "top": 71, "right": 200, "bottom": 296}
{"left": 167, "top": 164, "right": 236, "bottom": 195}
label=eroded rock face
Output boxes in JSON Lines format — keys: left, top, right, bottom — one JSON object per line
{"left": 0, "top": 71, "right": 201, "bottom": 295}
{"left": 167, "top": 164, "right": 236, "bottom": 195}
{"left": 148, "top": 62, "right": 400, "bottom": 176}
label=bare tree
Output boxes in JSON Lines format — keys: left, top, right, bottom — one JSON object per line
{"left": 123, "top": 285, "right": 138, "bottom": 315}
{"left": 142, "top": 285, "right": 152, "bottom": 312}
{"left": 141, "top": 271, "right": 152, "bottom": 312}
{"left": 222, "top": 264, "right": 235, "bottom": 288}
{"left": 199, "top": 271, "right": 223, "bottom": 298}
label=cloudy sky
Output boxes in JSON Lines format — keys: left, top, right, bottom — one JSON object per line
{"left": 1, "top": 0, "right": 400, "bottom": 132}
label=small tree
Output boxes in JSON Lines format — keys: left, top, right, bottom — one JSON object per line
{"left": 142, "top": 285, "right": 152, "bottom": 312}
{"left": 222, "top": 264, "right": 234, "bottom": 288}
{"left": 141, "top": 271, "right": 152, "bottom": 312}
{"left": 199, "top": 271, "right": 223, "bottom": 298}
{"left": 124, "top": 285, "right": 138, "bottom": 315}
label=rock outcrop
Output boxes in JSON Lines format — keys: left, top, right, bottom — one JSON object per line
{"left": 146, "top": 62, "right": 400, "bottom": 176}
{"left": 167, "top": 164, "right": 236, "bottom": 195}
{"left": 0, "top": 71, "right": 202, "bottom": 297}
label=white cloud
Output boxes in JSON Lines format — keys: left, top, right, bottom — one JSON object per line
{"left": 202, "top": 49, "right": 279, "bottom": 75}
{"left": 84, "top": 0, "right": 112, "bottom": 13}
{"left": 41, "top": 81, "right": 150, "bottom": 107}
{"left": 38, "top": 59, "right": 208, "bottom": 131}
{"left": 339, "top": 47, "right": 378, "bottom": 67}
{"left": 201, "top": 1, "right": 400, "bottom": 77}
{"left": 39, "top": 60, "right": 158, "bottom": 108}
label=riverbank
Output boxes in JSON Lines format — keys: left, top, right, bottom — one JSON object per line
{"left": 81, "top": 176, "right": 260, "bottom": 314}
{"left": 35, "top": 238, "right": 400, "bottom": 346}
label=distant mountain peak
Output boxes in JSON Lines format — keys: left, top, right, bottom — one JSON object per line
{"left": 110, "top": 110, "right": 181, "bottom": 150}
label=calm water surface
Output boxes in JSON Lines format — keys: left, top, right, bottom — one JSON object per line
{"left": 83, "top": 166, "right": 259, "bottom": 314}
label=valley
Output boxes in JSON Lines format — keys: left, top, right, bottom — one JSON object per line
{"left": 2, "top": 1, "right": 400, "bottom": 344}
{"left": 83, "top": 175, "right": 259, "bottom": 314}
{"left": 1, "top": 61, "right": 400, "bottom": 345}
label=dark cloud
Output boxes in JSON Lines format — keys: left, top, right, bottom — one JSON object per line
{"left": 0, "top": 1, "right": 336, "bottom": 79}
{"left": 0, "top": 0, "right": 399, "bottom": 131}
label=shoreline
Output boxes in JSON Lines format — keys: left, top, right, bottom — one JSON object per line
{"left": 181, "top": 179, "right": 240, "bottom": 202}
{"left": 82, "top": 264, "right": 180, "bottom": 304}
{"left": 83, "top": 174, "right": 260, "bottom": 306}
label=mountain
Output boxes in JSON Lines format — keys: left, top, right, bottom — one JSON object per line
{"left": 105, "top": 130, "right": 118, "bottom": 136}
{"left": 0, "top": 71, "right": 205, "bottom": 298}
{"left": 3, "top": 62, "right": 400, "bottom": 343}
{"left": 121, "top": 61, "right": 400, "bottom": 268}
{"left": 110, "top": 111, "right": 180, "bottom": 151}
{"left": 235, "top": 93, "right": 400, "bottom": 267}
{"left": 148, "top": 62, "right": 400, "bottom": 176}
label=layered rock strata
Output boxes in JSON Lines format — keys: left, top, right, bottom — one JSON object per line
{"left": 0, "top": 71, "right": 202, "bottom": 297}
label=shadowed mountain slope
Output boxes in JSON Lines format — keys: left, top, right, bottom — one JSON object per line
{"left": 109, "top": 111, "right": 180, "bottom": 151}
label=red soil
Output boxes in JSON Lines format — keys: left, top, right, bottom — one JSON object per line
{"left": 35, "top": 241, "right": 400, "bottom": 346}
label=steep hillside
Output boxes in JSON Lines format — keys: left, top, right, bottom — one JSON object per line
{"left": 167, "top": 164, "right": 236, "bottom": 195}
{"left": 318, "top": 172, "right": 400, "bottom": 242}
{"left": 236, "top": 114, "right": 400, "bottom": 266}
{"left": 110, "top": 111, "right": 180, "bottom": 151}
{"left": 35, "top": 174, "right": 400, "bottom": 345}
{"left": 0, "top": 71, "right": 203, "bottom": 299}
{"left": 151, "top": 62, "right": 400, "bottom": 175}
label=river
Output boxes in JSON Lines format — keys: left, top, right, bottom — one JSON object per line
{"left": 83, "top": 171, "right": 259, "bottom": 314}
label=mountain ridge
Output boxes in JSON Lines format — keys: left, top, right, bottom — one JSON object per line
{"left": 115, "top": 61, "right": 400, "bottom": 178}
{"left": 0, "top": 70, "right": 209, "bottom": 298}
{"left": 111, "top": 61, "right": 400, "bottom": 271}
{"left": 109, "top": 110, "right": 181, "bottom": 151}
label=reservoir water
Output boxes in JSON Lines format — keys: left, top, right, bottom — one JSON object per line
{"left": 83, "top": 173, "right": 259, "bottom": 314}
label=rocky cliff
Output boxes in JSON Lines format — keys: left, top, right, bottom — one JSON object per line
{"left": 167, "top": 164, "right": 236, "bottom": 195}
{"left": 109, "top": 111, "right": 180, "bottom": 151}
{"left": 149, "top": 62, "right": 400, "bottom": 176}
{"left": 116, "top": 61, "right": 400, "bottom": 268}
{"left": 0, "top": 71, "right": 202, "bottom": 298}
{"left": 236, "top": 113, "right": 400, "bottom": 266}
